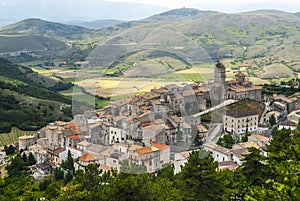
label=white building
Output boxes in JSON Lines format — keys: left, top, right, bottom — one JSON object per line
{"left": 278, "top": 120, "right": 297, "bottom": 130}
{"left": 108, "top": 127, "right": 126, "bottom": 144}
{"left": 203, "top": 143, "right": 231, "bottom": 162}
{"left": 224, "top": 109, "right": 259, "bottom": 136}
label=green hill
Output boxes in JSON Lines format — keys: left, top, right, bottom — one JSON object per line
{"left": 0, "top": 35, "right": 67, "bottom": 53}
{"left": 90, "top": 9, "right": 300, "bottom": 82}
{"left": 0, "top": 18, "right": 94, "bottom": 39}
{"left": 0, "top": 58, "right": 73, "bottom": 132}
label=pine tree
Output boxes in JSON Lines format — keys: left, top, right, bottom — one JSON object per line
{"left": 27, "top": 152, "right": 36, "bottom": 166}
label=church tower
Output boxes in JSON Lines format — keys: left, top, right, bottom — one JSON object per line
{"left": 214, "top": 61, "right": 226, "bottom": 84}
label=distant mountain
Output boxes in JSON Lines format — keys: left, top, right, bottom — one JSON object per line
{"left": 97, "top": 8, "right": 218, "bottom": 36}
{"left": 294, "top": 12, "right": 300, "bottom": 17}
{"left": 69, "top": 19, "right": 124, "bottom": 30}
{"left": 0, "top": 18, "right": 94, "bottom": 39}
{"left": 144, "top": 8, "right": 218, "bottom": 22}
{"left": 0, "top": 58, "right": 72, "bottom": 132}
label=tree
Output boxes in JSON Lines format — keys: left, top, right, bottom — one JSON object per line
{"left": 6, "top": 154, "right": 27, "bottom": 176}
{"left": 62, "top": 150, "right": 74, "bottom": 172}
{"left": 54, "top": 167, "right": 64, "bottom": 181}
{"left": 242, "top": 132, "right": 251, "bottom": 142}
{"left": 5, "top": 145, "right": 16, "bottom": 155}
{"left": 217, "top": 134, "right": 235, "bottom": 149}
{"left": 176, "top": 149, "right": 224, "bottom": 201}
{"left": 269, "top": 114, "right": 276, "bottom": 126}
{"left": 65, "top": 170, "right": 73, "bottom": 184}
{"left": 240, "top": 147, "right": 268, "bottom": 187}
{"left": 120, "top": 160, "right": 147, "bottom": 175}
{"left": 27, "top": 152, "right": 36, "bottom": 166}
{"left": 21, "top": 152, "right": 27, "bottom": 163}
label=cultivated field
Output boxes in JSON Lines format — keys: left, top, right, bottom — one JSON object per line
{"left": 76, "top": 77, "right": 193, "bottom": 98}
{"left": 259, "top": 63, "right": 294, "bottom": 79}
{"left": 0, "top": 127, "right": 33, "bottom": 146}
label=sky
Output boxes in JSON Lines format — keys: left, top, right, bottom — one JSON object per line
{"left": 0, "top": 0, "right": 299, "bottom": 25}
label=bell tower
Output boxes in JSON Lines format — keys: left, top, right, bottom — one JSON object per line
{"left": 214, "top": 61, "right": 226, "bottom": 84}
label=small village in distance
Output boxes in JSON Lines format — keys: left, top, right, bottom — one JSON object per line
{"left": 1, "top": 61, "right": 299, "bottom": 177}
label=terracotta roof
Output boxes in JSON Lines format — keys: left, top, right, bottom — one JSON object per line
{"left": 53, "top": 147, "right": 66, "bottom": 155}
{"left": 235, "top": 72, "right": 246, "bottom": 77}
{"left": 279, "top": 120, "right": 297, "bottom": 127}
{"left": 231, "top": 148, "right": 249, "bottom": 158}
{"left": 136, "top": 146, "right": 159, "bottom": 155}
{"left": 238, "top": 141, "right": 260, "bottom": 149}
{"left": 226, "top": 110, "right": 258, "bottom": 118}
{"left": 79, "top": 152, "right": 98, "bottom": 162}
{"left": 65, "top": 121, "right": 81, "bottom": 134}
{"left": 140, "top": 121, "right": 152, "bottom": 127}
{"left": 68, "top": 135, "right": 84, "bottom": 140}
{"left": 250, "top": 134, "right": 270, "bottom": 142}
{"left": 151, "top": 142, "right": 169, "bottom": 150}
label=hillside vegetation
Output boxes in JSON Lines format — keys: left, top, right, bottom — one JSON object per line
{"left": 0, "top": 58, "right": 73, "bottom": 132}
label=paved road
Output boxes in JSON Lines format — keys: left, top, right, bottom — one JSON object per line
{"left": 192, "top": 99, "right": 238, "bottom": 118}
{"left": 205, "top": 123, "right": 223, "bottom": 143}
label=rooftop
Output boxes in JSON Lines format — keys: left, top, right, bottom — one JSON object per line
{"left": 150, "top": 142, "right": 169, "bottom": 150}
{"left": 235, "top": 72, "right": 246, "bottom": 77}
{"left": 250, "top": 134, "right": 270, "bottom": 142}
{"left": 231, "top": 148, "right": 249, "bottom": 158}
{"left": 79, "top": 152, "right": 98, "bottom": 162}
{"left": 203, "top": 143, "right": 231, "bottom": 155}
{"left": 18, "top": 135, "right": 35, "bottom": 140}
{"left": 226, "top": 109, "right": 258, "bottom": 118}
{"left": 136, "top": 146, "right": 159, "bottom": 155}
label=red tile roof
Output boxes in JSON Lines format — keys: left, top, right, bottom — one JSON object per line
{"left": 235, "top": 72, "right": 246, "bottom": 77}
{"left": 65, "top": 121, "right": 81, "bottom": 134}
{"left": 151, "top": 142, "right": 169, "bottom": 150}
{"left": 79, "top": 152, "right": 98, "bottom": 162}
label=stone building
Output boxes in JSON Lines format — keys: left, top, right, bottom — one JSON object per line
{"left": 224, "top": 109, "right": 259, "bottom": 136}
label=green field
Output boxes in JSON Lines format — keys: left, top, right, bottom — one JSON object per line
{"left": 0, "top": 127, "right": 34, "bottom": 146}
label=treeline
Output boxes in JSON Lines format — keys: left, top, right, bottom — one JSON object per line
{"left": 0, "top": 57, "right": 72, "bottom": 104}
{"left": 0, "top": 128, "right": 299, "bottom": 200}
{"left": 261, "top": 80, "right": 300, "bottom": 97}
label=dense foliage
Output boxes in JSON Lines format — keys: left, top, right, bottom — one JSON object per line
{"left": 0, "top": 128, "right": 299, "bottom": 200}
{"left": 0, "top": 58, "right": 73, "bottom": 132}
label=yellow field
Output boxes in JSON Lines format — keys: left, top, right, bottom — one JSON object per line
{"left": 248, "top": 77, "right": 270, "bottom": 85}
{"left": 176, "top": 67, "right": 213, "bottom": 74}
{"left": 76, "top": 77, "right": 192, "bottom": 98}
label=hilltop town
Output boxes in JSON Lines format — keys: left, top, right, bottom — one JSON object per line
{"left": 1, "top": 61, "right": 299, "bottom": 177}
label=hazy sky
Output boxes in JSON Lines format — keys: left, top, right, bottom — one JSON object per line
{"left": 0, "top": 0, "right": 299, "bottom": 24}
